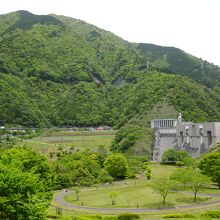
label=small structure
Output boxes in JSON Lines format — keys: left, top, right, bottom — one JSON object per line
{"left": 151, "top": 119, "right": 177, "bottom": 128}
{"left": 102, "top": 126, "right": 112, "bottom": 131}
{"left": 96, "top": 126, "right": 104, "bottom": 131}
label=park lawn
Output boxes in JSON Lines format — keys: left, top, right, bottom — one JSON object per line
{"left": 52, "top": 164, "right": 220, "bottom": 218}
{"left": 64, "top": 164, "right": 217, "bottom": 209}
{"left": 150, "top": 165, "right": 220, "bottom": 194}
{"left": 201, "top": 185, "right": 220, "bottom": 194}
{"left": 65, "top": 184, "right": 207, "bottom": 208}
{"left": 17, "top": 131, "right": 115, "bottom": 157}
{"left": 150, "top": 164, "right": 177, "bottom": 180}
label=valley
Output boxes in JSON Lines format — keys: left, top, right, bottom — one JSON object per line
{"left": 0, "top": 9, "right": 220, "bottom": 220}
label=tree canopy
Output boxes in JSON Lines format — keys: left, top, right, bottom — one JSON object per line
{"left": 104, "top": 153, "right": 130, "bottom": 179}
{"left": 171, "top": 168, "right": 210, "bottom": 202}
{"left": 162, "top": 149, "right": 191, "bottom": 164}
{"left": 0, "top": 147, "right": 54, "bottom": 219}
{"left": 199, "top": 151, "right": 220, "bottom": 189}
{"left": 151, "top": 177, "right": 178, "bottom": 205}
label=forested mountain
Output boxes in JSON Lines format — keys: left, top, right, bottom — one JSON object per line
{"left": 137, "top": 43, "right": 220, "bottom": 88}
{"left": 0, "top": 10, "right": 220, "bottom": 130}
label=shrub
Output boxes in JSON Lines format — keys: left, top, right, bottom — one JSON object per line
{"left": 118, "top": 213, "right": 140, "bottom": 220}
{"left": 104, "top": 154, "right": 129, "bottom": 179}
{"left": 200, "top": 210, "right": 220, "bottom": 218}
{"left": 182, "top": 213, "right": 195, "bottom": 218}
{"left": 176, "top": 161, "right": 184, "bottom": 167}
{"left": 46, "top": 214, "right": 60, "bottom": 219}
{"left": 89, "top": 215, "right": 102, "bottom": 219}
{"left": 70, "top": 215, "right": 117, "bottom": 220}
{"left": 163, "top": 213, "right": 195, "bottom": 218}
{"left": 162, "top": 149, "right": 191, "bottom": 164}
{"left": 144, "top": 166, "right": 152, "bottom": 179}
{"left": 103, "top": 217, "right": 117, "bottom": 220}
{"left": 50, "top": 152, "right": 55, "bottom": 158}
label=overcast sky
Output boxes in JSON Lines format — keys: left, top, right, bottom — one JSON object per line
{"left": 1, "top": 0, "right": 220, "bottom": 66}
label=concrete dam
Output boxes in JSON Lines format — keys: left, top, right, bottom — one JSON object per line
{"left": 151, "top": 116, "right": 220, "bottom": 162}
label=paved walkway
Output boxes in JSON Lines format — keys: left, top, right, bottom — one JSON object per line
{"left": 54, "top": 189, "right": 220, "bottom": 213}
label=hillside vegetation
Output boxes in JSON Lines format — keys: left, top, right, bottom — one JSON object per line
{"left": 137, "top": 43, "right": 220, "bottom": 88}
{"left": 0, "top": 10, "right": 220, "bottom": 154}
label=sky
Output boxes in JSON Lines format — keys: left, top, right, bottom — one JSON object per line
{"left": 1, "top": 0, "right": 220, "bottom": 66}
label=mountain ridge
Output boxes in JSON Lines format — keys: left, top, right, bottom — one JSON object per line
{"left": 0, "top": 10, "right": 219, "bottom": 129}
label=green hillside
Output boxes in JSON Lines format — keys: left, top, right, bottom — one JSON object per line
{"left": 0, "top": 10, "right": 220, "bottom": 132}
{"left": 111, "top": 73, "right": 220, "bottom": 156}
{"left": 137, "top": 43, "right": 220, "bottom": 88}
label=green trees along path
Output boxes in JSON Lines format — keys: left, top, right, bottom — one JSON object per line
{"left": 171, "top": 168, "right": 210, "bottom": 202}
{"left": 151, "top": 177, "right": 178, "bottom": 205}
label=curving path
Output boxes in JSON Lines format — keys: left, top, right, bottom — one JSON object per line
{"left": 53, "top": 189, "right": 220, "bottom": 213}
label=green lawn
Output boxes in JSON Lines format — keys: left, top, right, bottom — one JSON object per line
{"left": 50, "top": 164, "right": 220, "bottom": 218}
{"left": 150, "top": 164, "right": 177, "bottom": 180}
{"left": 64, "top": 165, "right": 212, "bottom": 209}
{"left": 65, "top": 183, "right": 207, "bottom": 208}
{"left": 17, "top": 131, "right": 115, "bottom": 157}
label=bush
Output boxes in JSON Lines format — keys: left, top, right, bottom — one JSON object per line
{"left": 143, "top": 166, "right": 152, "bottom": 179}
{"left": 127, "top": 157, "right": 144, "bottom": 173}
{"left": 118, "top": 213, "right": 140, "bottom": 220}
{"left": 104, "top": 154, "right": 129, "bottom": 179}
{"left": 125, "top": 169, "right": 136, "bottom": 179}
{"left": 163, "top": 213, "right": 195, "bottom": 218}
{"left": 176, "top": 161, "right": 184, "bottom": 167}
{"left": 46, "top": 214, "right": 60, "bottom": 219}
{"left": 103, "top": 217, "right": 117, "bottom": 220}
{"left": 89, "top": 215, "right": 102, "bottom": 219}
{"left": 162, "top": 149, "right": 191, "bottom": 164}
{"left": 70, "top": 215, "right": 117, "bottom": 220}
{"left": 200, "top": 210, "right": 220, "bottom": 218}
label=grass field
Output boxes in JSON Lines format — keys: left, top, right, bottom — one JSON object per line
{"left": 64, "top": 165, "right": 219, "bottom": 209}
{"left": 17, "top": 130, "right": 115, "bottom": 157}
{"left": 65, "top": 183, "right": 207, "bottom": 208}
{"left": 49, "top": 164, "right": 220, "bottom": 219}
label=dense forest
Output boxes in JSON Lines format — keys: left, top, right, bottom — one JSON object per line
{"left": 0, "top": 10, "right": 220, "bottom": 154}
{"left": 137, "top": 43, "right": 220, "bottom": 88}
